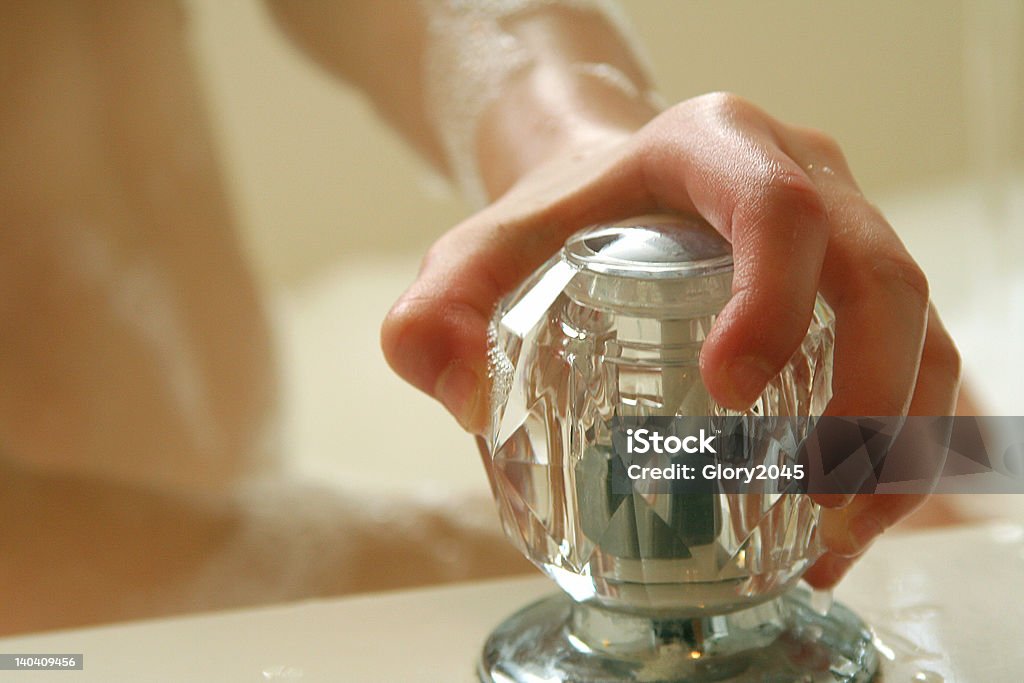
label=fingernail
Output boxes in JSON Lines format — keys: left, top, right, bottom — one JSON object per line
{"left": 849, "top": 513, "right": 884, "bottom": 550}
{"left": 724, "top": 355, "right": 775, "bottom": 407}
{"left": 436, "top": 363, "right": 482, "bottom": 432}
{"left": 806, "top": 552, "right": 853, "bottom": 589}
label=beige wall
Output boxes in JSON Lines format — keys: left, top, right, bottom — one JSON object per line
{"left": 637, "top": 2, "right": 969, "bottom": 189}
{"left": 186, "top": 0, "right": 1022, "bottom": 287}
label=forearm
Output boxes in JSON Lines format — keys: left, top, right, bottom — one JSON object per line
{"left": 265, "top": 0, "right": 446, "bottom": 168}
{"left": 266, "top": 0, "right": 660, "bottom": 202}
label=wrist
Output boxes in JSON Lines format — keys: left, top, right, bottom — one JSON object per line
{"left": 475, "top": 61, "right": 661, "bottom": 201}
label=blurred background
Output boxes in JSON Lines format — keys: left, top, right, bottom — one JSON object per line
{"left": 181, "top": 0, "right": 1023, "bottom": 498}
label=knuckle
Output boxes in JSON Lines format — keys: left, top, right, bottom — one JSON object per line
{"left": 706, "top": 90, "right": 748, "bottom": 110}
{"left": 740, "top": 171, "right": 828, "bottom": 229}
{"left": 798, "top": 126, "right": 846, "bottom": 161}
{"left": 869, "top": 255, "right": 930, "bottom": 306}
{"left": 689, "top": 91, "right": 758, "bottom": 122}
{"left": 768, "top": 171, "right": 826, "bottom": 213}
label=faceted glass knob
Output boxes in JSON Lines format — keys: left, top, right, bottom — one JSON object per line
{"left": 479, "top": 215, "right": 879, "bottom": 683}
{"left": 486, "top": 214, "right": 836, "bottom": 613}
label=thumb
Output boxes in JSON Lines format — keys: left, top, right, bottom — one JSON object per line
{"left": 380, "top": 144, "right": 649, "bottom": 433}
{"left": 380, "top": 237, "right": 496, "bottom": 432}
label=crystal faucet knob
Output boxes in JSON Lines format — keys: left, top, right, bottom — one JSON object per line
{"left": 486, "top": 214, "right": 837, "bottom": 613}
{"left": 480, "top": 215, "right": 878, "bottom": 683}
